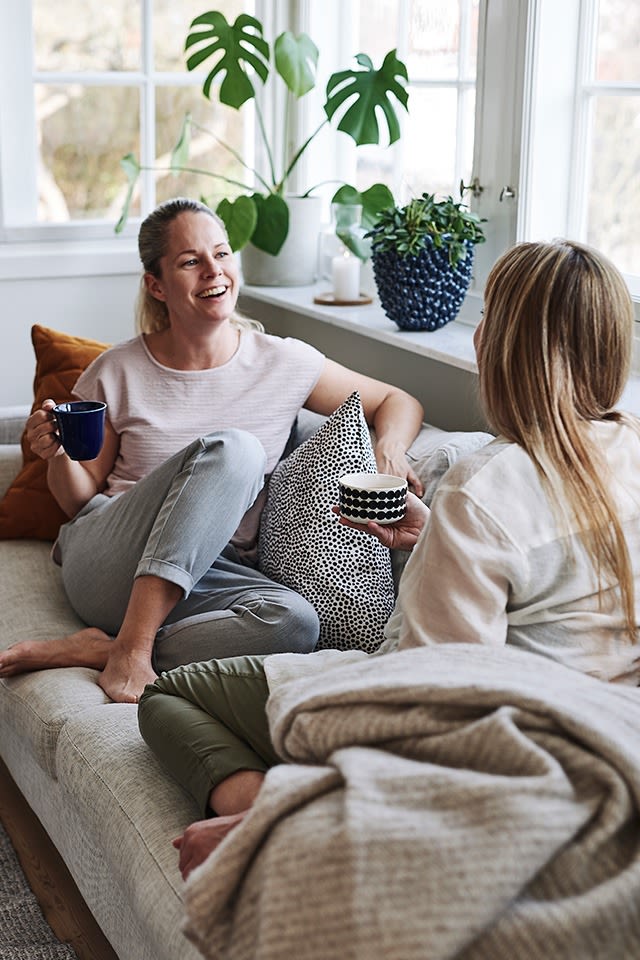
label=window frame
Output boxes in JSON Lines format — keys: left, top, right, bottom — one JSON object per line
{"left": 0, "top": 0, "right": 258, "bottom": 245}
{"left": 0, "top": 0, "right": 638, "bottom": 328}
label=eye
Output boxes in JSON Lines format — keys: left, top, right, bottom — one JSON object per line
{"left": 181, "top": 258, "right": 198, "bottom": 267}
{"left": 216, "top": 249, "right": 229, "bottom": 259}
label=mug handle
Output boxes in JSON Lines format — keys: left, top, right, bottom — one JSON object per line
{"left": 50, "top": 407, "right": 63, "bottom": 449}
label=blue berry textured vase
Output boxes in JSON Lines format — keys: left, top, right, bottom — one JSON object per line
{"left": 372, "top": 237, "right": 474, "bottom": 332}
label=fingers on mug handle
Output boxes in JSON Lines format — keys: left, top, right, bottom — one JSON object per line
{"left": 39, "top": 399, "right": 59, "bottom": 434}
{"left": 49, "top": 408, "right": 60, "bottom": 439}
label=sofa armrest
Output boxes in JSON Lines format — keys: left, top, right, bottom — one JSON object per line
{"left": 0, "top": 405, "right": 29, "bottom": 445}
{"left": 0, "top": 446, "right": 22, "bottom": 500}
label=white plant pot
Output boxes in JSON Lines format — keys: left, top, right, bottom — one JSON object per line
{"left": 240, "top": 195, "right": 322, "bottom": 287}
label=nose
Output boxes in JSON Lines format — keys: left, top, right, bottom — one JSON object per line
{"left": 203, "top": 256, "right": 223, "bottom": 277}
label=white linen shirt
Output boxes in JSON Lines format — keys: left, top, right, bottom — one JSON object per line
{"left": 396, "top": 419, "right": 640, "bottom": 684}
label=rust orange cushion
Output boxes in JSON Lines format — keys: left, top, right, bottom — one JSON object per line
{"left": 0, "top": 325, "right": 110, "bottom": 541}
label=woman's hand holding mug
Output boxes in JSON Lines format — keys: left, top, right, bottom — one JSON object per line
{"left": 334, "top": 490, "right": 430, "bottom": 551}
{"left": 27, "top": 398, "right": 107, "bottom": 462}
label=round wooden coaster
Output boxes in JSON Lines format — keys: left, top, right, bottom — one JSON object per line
{"left": 313, "top": 292, "right": 373, "bottom": 307}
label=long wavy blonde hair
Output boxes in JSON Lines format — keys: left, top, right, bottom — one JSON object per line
{"left": 134, "top": 197, "right": 262, "bottom": 334}
{"left": 478, "top": 239, "right": 637, "bottom": 641}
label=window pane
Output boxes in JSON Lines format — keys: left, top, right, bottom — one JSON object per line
{"left": 356, "top": 0, "right": 400, "bottom": 65}
{"left": 353, "top": 0, "right": 476, "bottom": 207}
{"left": 402, "top": 87, "right": 460, "bottom": 197}
{"left": 154, "top": 86, "right": 248, "bottom": 208}
{"left": 586, "top": 95, "right": 640, "bottom": 275}
{"left": 406, "top": 0, "right": 462, "bottom": 81}
{"left": 33, "top": 0, "right": 141, "bottom": 72}
{"left": 596, "top": 0, "right": 640, "bottom": 83}
{"left": 463, "top": 0, "right": 480, "bottom": 77}
{"left": 355, "top": 87, "right": 473, "bottom": 204}
{"left": 37, "top": 85, "right": 140, "bottom": 221}
{"left": 153, "top": 0, "right": 252, "bottom": 72}
{"left": 354, "top": 144, "right": 398, "bottom": 198}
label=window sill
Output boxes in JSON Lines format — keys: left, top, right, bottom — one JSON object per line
{"left": 240, "top": 280, "right": 640, "bottom": 419}
{"left": 240, "top": 281, "right": 482, "bottom": 374}
{"left": 0, "top": 238, "right": 139, "bottom": 280}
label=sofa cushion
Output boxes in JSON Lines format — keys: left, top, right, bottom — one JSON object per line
{"left": 0, "top": 325, "right": 109, "bottom": 541}
{"left": 54, "top": 706, "right": 202, "bottom": 960}
{"left": 1, "top": 666, "right": 108, "bottom": 780}
{"left": 409, "top": 430, "right": 496, "bottom": 505}
{"left": 259, "top": 391, "right": 395, "bottom": 654}
{"left": 0, "top": 539, "right": 107, "bottom": 777}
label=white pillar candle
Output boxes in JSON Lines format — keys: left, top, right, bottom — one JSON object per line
{"left": 331, "top": 252, "right": 360, "bottom": 301}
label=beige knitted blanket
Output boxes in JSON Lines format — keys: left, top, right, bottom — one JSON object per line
{"left": 183, "top": 644, "right": 640, "bottom": 960}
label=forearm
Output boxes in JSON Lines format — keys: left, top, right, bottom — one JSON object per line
{"left": 372, "top": 391, "right": 424, "bottom": 467}
{"left": 304, "top": 360, "right": 424, "bottom": 487}
{"left": 46, "top": 454, "right": 101, "bottom": 517}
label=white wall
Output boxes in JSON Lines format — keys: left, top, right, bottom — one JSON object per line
{"left": 0, "top": 246, "right": 140, "bottom": 406}
{"left": 239, "top": 292, "right": 488, "bottom": 434}
{"left": 0, "top": 258, "right": 484, "bottom": 432}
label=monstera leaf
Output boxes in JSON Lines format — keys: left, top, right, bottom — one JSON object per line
{"left": 116, "top": 10, "right": 410, "bottom": 261}
{"left": 114, "top": 153, "right": 141, "bottom": 234}
{"left": 250, "top": 193, "right": 289, "bottom": 255}
{"left": 216, "top": 195, "right": 258, "bottom": 251}
{"left": 324, "top": 50, "right": 409, "bottom": 146}
{"left": 185, "top": 12, "right": 270, "bottom": 108}
{"left": 170, "top": 114, "right": 192, "bottom": 171}
{"left": 332, "top": 183, "right": 395, "bottom": 231}
{"left": 330, "top": 182, "right": 395, "bottom": 259}
{"left": 217, "top": 192, "right": 289, "bottom": 256}
{"left": 274, "top": 31, "right": 318, "bottom": 97}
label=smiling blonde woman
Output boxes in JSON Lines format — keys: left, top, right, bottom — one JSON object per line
{"left": 0, "top": 196, "right": 424, "bottom": 704}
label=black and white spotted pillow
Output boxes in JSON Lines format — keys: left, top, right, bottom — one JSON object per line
{"left": 258, "top": 392, "right": 394, "bottom": 653}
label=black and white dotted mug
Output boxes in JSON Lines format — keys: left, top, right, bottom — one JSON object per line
{"left": 339, "top": 472, "right": 408, "bottom": 525}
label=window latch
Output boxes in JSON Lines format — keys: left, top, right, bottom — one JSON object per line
{"left": 460, "top": 177, "right": 484, "bottom": 199}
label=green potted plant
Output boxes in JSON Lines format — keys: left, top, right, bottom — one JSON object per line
{"left": 367, "top": 192, "right": 487, "bottom": 331}
{"left": 117, "top": 10, "right": 406, "bottom": 285}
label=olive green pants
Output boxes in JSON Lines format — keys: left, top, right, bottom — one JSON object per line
{"left": 138, "top": 654, "right": 279, "bottom": 816}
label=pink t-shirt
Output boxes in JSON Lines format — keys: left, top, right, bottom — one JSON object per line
{"left": 73, "top": 329, "right": 325, "bottom": 561}
{"left": 73, "top": 330, "right": 324, "bottom": 496}
{"left": 73, "top": 329, "right": 325, "bottom": 560}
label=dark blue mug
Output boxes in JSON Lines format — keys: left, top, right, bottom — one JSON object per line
{"left": 53, "top": 401, "right": 107, "bottom": 461}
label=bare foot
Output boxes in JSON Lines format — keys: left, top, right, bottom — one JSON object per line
{"left": 0, "top": 627, "right": 113, "bottom": 678}
{"left": 98, "top": 644, "right": 157, "bottom": 704}
{"left": 173, "top": 812, "right": 250, "bottom": 881}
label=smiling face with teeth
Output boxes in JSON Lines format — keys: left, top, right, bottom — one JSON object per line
{"left": 144, "top": 211, "right": 239, "bottom": 330}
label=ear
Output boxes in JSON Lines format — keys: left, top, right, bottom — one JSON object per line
{"left": 144, "top": 272, "right": 167, "bottom": 302}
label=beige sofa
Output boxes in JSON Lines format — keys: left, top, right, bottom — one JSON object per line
{"left": 0, "top": 404, "right": 491, "bottom": 960}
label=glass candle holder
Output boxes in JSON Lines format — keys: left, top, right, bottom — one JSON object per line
{"left": 318, "top": 203, "right": 364, "bottom": 281}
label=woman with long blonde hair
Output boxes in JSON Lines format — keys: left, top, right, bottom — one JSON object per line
{"left": 396, "top": 238, "right": 640, "bottom": 677}
{"left": 136, "top": 238, "right": 640, "bottom": 878}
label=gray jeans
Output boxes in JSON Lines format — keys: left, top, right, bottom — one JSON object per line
{"left": 56, "top": 430, "right": 319, "bottom": 671}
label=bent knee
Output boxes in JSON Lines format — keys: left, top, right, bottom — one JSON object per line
{"left": 201, "top": 428, "right": 265, "bottom": 469}
{"left": 285, "top": 592, "right": 320, "bottom": 649}
{"left": 242, "top": 591, "right": 319, "bottom": 654}
{"left": 262, "top": 591, "right": 320, "bottom": 653}
{"left": 137, "top": 682, "right": 163, "bottom": 743}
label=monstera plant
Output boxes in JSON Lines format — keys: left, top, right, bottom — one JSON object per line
{"left": 116, "top": 10, "right": 405, "bottom": 256}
